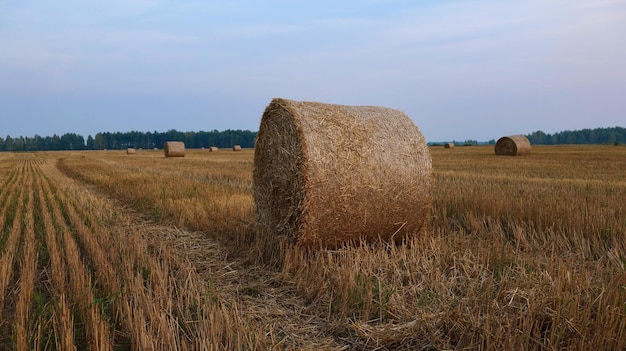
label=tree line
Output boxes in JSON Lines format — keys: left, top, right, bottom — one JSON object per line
{"left": 434, "top": 126, "right": 625, "bottom": 146}
{"left": 1, "top": 126, "right": 624, "bottom": 152}
{"left": 0, "top": 129, "right": 257, "bottom": 152}
{"left": 526, "top": 126, "right": 625, "bottom": 145}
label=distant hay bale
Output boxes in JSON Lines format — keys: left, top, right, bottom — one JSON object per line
{"left": 444, "top": 142, "right": 455, "bottom": 149}
{"left": 495, "top": 135, "right": 531, "bottom": 156}
{"left": 164, "top": 141, "right": 185, "bottom": 157}
{"left": 253, "top": 98, "right": 433, "bottom": 248}
{"left": 232, "top": 145, "right": 242, "bottom": 151}
{"left": 126, "top": 148, "right": 136, "bottom": 154}
{"left": 209, "top": 146, "right": 218, "bottom": 152}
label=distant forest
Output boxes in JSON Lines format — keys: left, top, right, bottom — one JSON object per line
{"left": 0, "top": 129, "right": 257, "bottom": 151}
{"left": 0, "top": 126, "right": 624, "bottom": 152}
{"left": 433, "top": 127, "right": 625, "bottom": 146}
{"left": 525, "top": 127, "right": 625, "bottom": 145}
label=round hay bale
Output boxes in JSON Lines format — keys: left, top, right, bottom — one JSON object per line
{"left": 164, "top": 141, "right": 185, "bottom": 157}
{"left": 444, "top": 142, "right": 454, "bottom": 149}
{"left": 495, "top": 135, "right": 531, "bottom": 156}
{"left": 233, "top": 145, "right": 242, "bottom": 151}
{"left": 126, "top": 147, "right": 136, "bottom": 154}
{"left": 253, "top": 98, "right": 433, "bottom": 248}
{"left": 209, "top": 146, "right": 218, "bottom": 152}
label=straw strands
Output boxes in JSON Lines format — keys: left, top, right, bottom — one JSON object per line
{"left": 495, "top": 135, "right": 531, "bottom": 156}
{"left": 164, "top": 141, "right": 185, "bottom": 157}
{"left": 253, "top": 98, "right": 433, "bottom": 248}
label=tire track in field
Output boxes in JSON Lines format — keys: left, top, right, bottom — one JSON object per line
{"left": 56, "top": 155, "right": 352, "bottom": 350}
{"left": 39, "top": 158, "right": 113, "bottom": 350}
{"left": 1, "top": 153, "right": 353, "bottom": 350}
{"left": 45, "top": 156, "right": 277, "bottom": 349}
{"left": 0, "top": 156, "right": 117, "bottom": 350}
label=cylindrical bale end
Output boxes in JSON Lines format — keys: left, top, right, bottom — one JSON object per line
{"left": 164, "top": 141, "right": 185, "bottom": 157}
{"left": 495, "top": 135, "right": 531, "bottom": 156}
{"left": 253, "top": 98, "right": 433, "bottom": 248}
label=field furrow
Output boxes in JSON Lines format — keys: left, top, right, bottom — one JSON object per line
{"left": 0, "top": 159, "right": 28, "bottom": 335}
{"left": 45, "top": 156, "right": 270, "bottom": 349}
{"left": 37, "top": 167, "right": 75, "bottom": 350}
{"left": 47, "top": 173, "right": 113, "bottom": 350}
{"left": 0, "top": 160, "right": 24, "bottom": 253}
{"left": 14, "top": 160, "right": 37, "bottom": 350}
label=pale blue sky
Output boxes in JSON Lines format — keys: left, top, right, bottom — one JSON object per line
{"left": 1, "top": 0, "right": 625, "bottom": 142}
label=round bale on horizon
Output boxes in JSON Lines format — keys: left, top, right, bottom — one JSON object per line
{"left": 495, "top": 135, "right": 531, "bottom": 156}
{"left": 164, "top": 141, "right": 185, "bottom": 157}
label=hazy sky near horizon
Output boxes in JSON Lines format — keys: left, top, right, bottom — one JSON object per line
{"left": 1, "top": 0, "right": 625, "bottom": 142}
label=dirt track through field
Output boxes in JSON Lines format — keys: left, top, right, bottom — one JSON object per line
{"left": 0, "top": 153, "right": 349, "bottom": 350}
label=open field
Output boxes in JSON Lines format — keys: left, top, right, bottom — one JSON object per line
{"left": 0, "top": 145, "right": 624, "bottom": 350}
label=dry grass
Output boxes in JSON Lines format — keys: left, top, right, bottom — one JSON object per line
{"left": 0, "top": 145, "right": 624, "bottom": 350}
{"left": 0, "top": 152, "right": 266, "bottom": 350}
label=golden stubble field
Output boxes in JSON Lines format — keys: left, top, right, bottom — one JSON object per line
{"left": 0, "top": 145, "right": 624, "bottom": 350}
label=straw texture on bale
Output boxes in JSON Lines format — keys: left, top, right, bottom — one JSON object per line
{"left": 444, "top": 142, "right": 455, "bottom": 149}
{"left": 209, "top": 146, "right": 218, "bottom": 152}
{"left": 164, "top": 141, "right": 185, "bottom": 157}
{"left": 126, "top": 148, "right": 136, "bottom": 154}
{"left": 253, "top": 98, "right": 433, "bottom": 248}
{"left": 233, "top": 145, "right": 242, "bottom": 151}
{"left": 495, "top": 135, "right": 531, "bottom": 156}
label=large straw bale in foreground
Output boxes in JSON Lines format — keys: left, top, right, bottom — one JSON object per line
{"left": 253, "top": 98, "right": 433, "bottom": 248}
{"left": 164, "top": 141, "right": 185, "bottom": 157}
{"left": 495, "top": 135, "right": 531, "bottom": 156}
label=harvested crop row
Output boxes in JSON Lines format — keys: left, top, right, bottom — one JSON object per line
{"left": 46, "top": 157, "right": 267, "bottom": 349}
{"left": 42, "top": 160, "right": 113, "bottom": 350}
{"left": 0, "top": 160, "right": 28, "bottom": 328}
{"left": 57, "top": 157, "right": 254, "bottom": 249}
{"left": 37, "top": 169, "right": 75, "bottom": 350}
{"left": 14, "top": 167, "right": 36, "bottom": 350}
